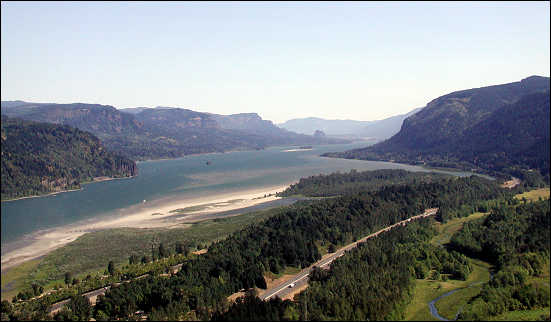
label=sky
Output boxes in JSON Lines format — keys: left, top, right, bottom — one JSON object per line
{"left": 1, "top": 1, "right": 549, "bottom": 123}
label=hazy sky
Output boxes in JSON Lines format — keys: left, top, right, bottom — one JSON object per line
{"left": 2, "top": 1, "right": 549, "bottom": 123}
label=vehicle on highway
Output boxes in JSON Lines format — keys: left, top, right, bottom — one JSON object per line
{"left": 289, "top": 283, "right": 295, "bottom": 288}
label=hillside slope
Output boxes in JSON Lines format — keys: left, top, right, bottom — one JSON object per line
{"left": 324, "top": 76, "right": 550, "bottom": 180}
{"left": 380, "top": 76, "right": 549, "bottom": 152}
{"left": 1, "top": 117, "right": 137, "bottom": 200}
{"left": 1, "top": 103, "right": 347, "bottom": 160}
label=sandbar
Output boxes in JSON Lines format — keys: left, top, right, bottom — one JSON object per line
{"left": 282, "top": 148, "right": 313, "bottom": 152}
{"left": 1, "top": 184, "right": 291, "bottom": 271}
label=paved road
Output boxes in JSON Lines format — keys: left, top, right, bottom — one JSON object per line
{"left": 49, "top": 286, "right": 110, "bottom": 314}
{"left": 48, "top": 208, "right": 438, "bottom": 310}
{"left": 49, "top": 262, "right": 183, "bottom": 314}
{"left": 259, "top": 208, "right": 439, "bottom": 300}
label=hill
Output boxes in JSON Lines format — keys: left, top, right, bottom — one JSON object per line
{"left": 278, "top": 107, "right": 421, "bottom": 141}
{"left": 382, "top": 76, "right": 549, "bottom": 152}
{"left": 1, "top": 103, "right": 348, "bottom": 161}
{"left": 359, "top": 107, "right": 422, "bottom": 140}
{"left": 278, "top": 117, "right": 374, "bottom": 136}
{"left": 324, "top": 76, "right": 550, "bottom": 181}
{"left": 1, "top": 117, "right": 137, "bottom": 201}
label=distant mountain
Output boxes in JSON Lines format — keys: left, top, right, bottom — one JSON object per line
{"left": 278, "top": 107, "right": 421, "bottom": 141}
{"left": 128, "top": 107, "right": 347, "bottom": 153}
{"left": 324, "top": 76, "right": 550, "bottom": 181}
{"left": 359, "top": 107, "right": 422, "bottom": 140}
{"left": 10, "top": 103, "right": 146, "bottom": 137}
{"left": 1, "top": 102, "right": 348, "bottom": 161}
{"left": 119, "top": 107, "right": 150, "bottom": 114}
{"left": 1, "top": 117, "right": 137, "bottom": 201}
{"left": 278, "top": 118, "right": 374, "bottom": 136}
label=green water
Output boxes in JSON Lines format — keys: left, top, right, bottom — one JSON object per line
{"left": 1, "top": 142, "right": 476, "bottom": 247}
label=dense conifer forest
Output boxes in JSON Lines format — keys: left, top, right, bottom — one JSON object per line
{"left": 1, "top": 174, "right": 512, "bottom": 320}
{"left": 277, "top": 169, "right": 449, "bottom": 197}
{"left": 214, "top": 193, "right": 550, "bottom": 321}
{"left": 214, "top": 218, "right": 472, "bottom": 321}
{"left": 1, "top": 117, "right": 137, "bottom": 200}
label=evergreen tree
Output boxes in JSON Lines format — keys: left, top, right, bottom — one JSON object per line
{"left": 107, "top": 261, "right": 115, "bottom": 276}
{"left": 64, "top": 272, "right": 72, "bottom": 286}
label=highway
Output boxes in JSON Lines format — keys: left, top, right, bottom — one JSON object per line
{"left": 48, "top": 263, "right": 182, "bottom": 314}
{"left": 49, "top": 286, "right": 110, "bottom": 315}
{"left": 48, "top": 208, "right": 438, "bottom": 312}
{"left": 259, "top": 208, "right": 439, "bottom": 300}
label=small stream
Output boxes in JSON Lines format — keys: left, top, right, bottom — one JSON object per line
{"left": 428, "top": 289, "right": 461, "bottom": 321}
{"left": 428, "top": 274, "right": 492, "bottom": 321}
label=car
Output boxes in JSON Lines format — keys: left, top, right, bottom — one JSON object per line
{"left": 288, "top": 283, "right": 295, "bottom": 288}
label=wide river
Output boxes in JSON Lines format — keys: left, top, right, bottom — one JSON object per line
{"left": 1, "top": 142, "right": 478, "bottom": 248}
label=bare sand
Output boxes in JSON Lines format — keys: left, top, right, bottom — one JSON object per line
{"left": 1, "top": 184, "right": 290, "bottom": 271}
{"left": 282, "top": 148, "right": 313, "bottom": 152}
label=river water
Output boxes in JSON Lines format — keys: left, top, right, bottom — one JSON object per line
{"left": 1, "top": 142, "right": 477, "bottom": 248}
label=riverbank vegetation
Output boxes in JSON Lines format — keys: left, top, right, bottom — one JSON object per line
{"left": 1, "top": 204, "right": 290, "bottom": 302}
{"left": 1, "top": 117, "right": 136, "bottom": 201}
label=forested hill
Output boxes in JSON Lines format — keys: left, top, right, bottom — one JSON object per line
{"left": 1, "top": 102, "right": 348, "bottom": 161}
{"left": 1, "top": 117, "right": 137, "bottom": 201}
{"left": 324, "top": 76, "right": 550, "bottom": 181}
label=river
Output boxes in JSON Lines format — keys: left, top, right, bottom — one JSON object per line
{"left": 1, "top": 142, "right": 478, "bottom": 250}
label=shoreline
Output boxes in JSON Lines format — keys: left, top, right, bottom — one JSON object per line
{"left": 1, "top": 188, "right": 84, "bottom": 203}
{"left": 1, "top": 175, "right": 136, "bottom": 203}
{"left": 0, "top": 183, "right": 293, "bottom": 271}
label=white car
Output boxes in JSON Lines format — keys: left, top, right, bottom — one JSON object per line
{"left": 288, "top": 283, "right": 295, "bottom": 288}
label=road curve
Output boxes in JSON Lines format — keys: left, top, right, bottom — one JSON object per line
{"left": 259, "top": 208, "right": 439, "bottom": 300}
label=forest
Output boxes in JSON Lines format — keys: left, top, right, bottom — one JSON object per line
{"left": 450, "top": 200, "right": 550, "bottom": 320}
{"left": 215, "top": 219, "right": 474, "bottom": 321}
{"left": 277, "top": 169, "right": 449, "bottom": 197}
{"left": 213, "top": 193, "right": 550, "bottom": 321}
{"left": 1, "top": 174, "right": 514, "bottom": 321}
{"left": 0, "top": 117, "right": 136, "bottom": 200}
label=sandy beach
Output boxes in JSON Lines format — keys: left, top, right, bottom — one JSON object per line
{"left": 1, "top": 184, "right": 291, "bottom": 271}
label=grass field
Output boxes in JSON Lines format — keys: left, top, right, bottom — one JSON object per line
{"left": 1, "top": 259, "right": 41, "bottom": 302}
{"left": 433, "top": 259, "right": 492, "bottom": 320}
{"left": 1, "top": 204, "right": 289, "bottom": 301}
{"left": 489, "top": 308, "right": 550, "bottom": 321}
{"left": 404, "top": 211, "right": 494, "bottom": 321}
{"left": 514, "top": 187, "right": 550, "bottom": 202}
{"left": 404, "top": 258, "right": 491, "bottom": 321}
